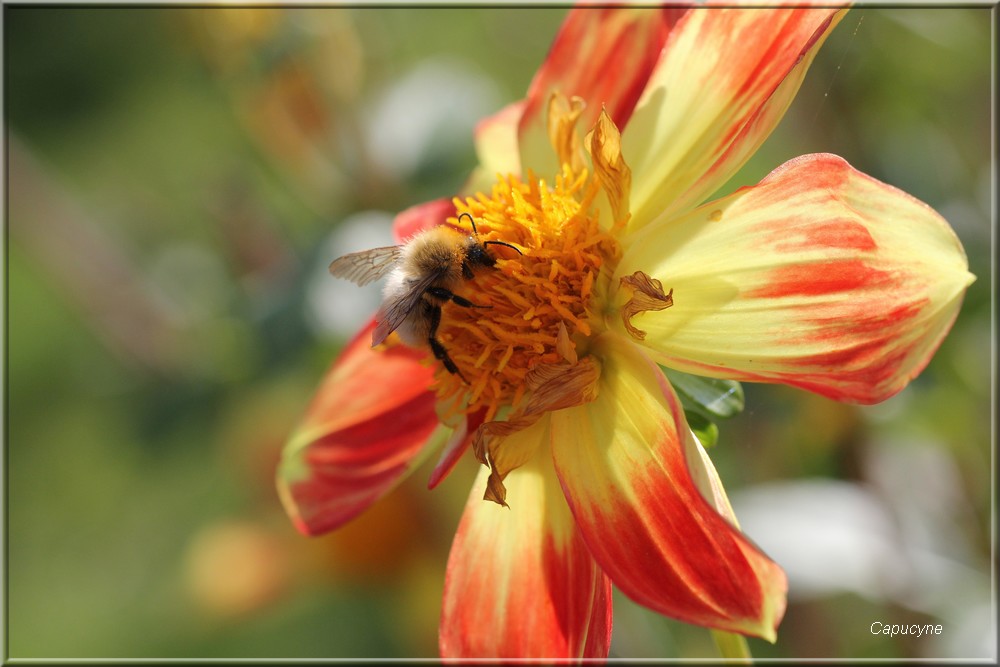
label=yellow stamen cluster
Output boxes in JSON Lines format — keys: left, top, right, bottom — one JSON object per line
{"left": 435, "top": 165, "right": 621, "bottom": 423}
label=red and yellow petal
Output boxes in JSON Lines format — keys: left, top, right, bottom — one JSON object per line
{"left": 427, "top": 408, "right": 485, "bottom": 490}
{"left": 623, "top": 6, "right": 845, "bottom": 229}
{"left": 392, "top": 198, "right": 455, "bottom": 242}
{"left": 518, "top": 6, "right": 686, "bottom": 179}
{"left": 615, "top": 153, "right": 975, "bottom": 404}
{"left": 463, "top": 101, "right": 525, "bottom": 195}
{"left": 440, "top": 418, "right": 612, "bottom": 660}
{"left": 277, "top": 320, "right": 440, "bottom": 536}
{"left": 550, "top": 334, "right": 787, "bottom": 641}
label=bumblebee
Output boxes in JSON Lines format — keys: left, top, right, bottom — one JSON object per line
{"left": 328, "top": 213, "right": 521, "bottom": 379}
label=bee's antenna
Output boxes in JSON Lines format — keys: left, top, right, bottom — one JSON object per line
{"left": 461, "top": 212, "right": 523, "bottom": 255}
{"left": 458, "top": 212, "right": 478, "bottom": 235}
{"left": 484, "top": 240, "right": 523, "bottom": 255}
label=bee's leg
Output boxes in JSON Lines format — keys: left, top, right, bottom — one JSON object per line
{"left": 425, "top": 286, "right": 491, "bottom": 309}
{"left": 427, "top": 304, "right": 469, "bottom": 383}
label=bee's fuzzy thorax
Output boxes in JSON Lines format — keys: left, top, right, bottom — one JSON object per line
{"left": 403, "top": 226, "right": 469, "bottom": 288}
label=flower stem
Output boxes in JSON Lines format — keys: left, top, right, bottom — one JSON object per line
{"left": 710, "top": 630, "right": 753, "bottom": 662}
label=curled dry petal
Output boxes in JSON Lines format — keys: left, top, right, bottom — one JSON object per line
{"left": 587, "top": 108, "right": 632, "bottom": 229}
{"left": 619, "top": 270, "right": 674, "bottom": 341}
{"left": 472, "top": 357, "right": 601, "bottom": 506}
{"left": 546, "top": 92, "right": 587, "bottom": 175}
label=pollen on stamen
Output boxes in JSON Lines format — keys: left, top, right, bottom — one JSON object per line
{"left": 432, "top": 167, "right": 620, "bottom": 423}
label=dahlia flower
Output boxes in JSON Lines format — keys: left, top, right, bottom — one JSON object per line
{"left": 278, "top": 5, "right": 973, "bottom": 659}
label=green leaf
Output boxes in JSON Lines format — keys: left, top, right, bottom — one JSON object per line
{"left": 663, "top": 367, "right": 745, "bottom": 420}
{"left": 685, "top": 410, "right": 719, "bottom": 449}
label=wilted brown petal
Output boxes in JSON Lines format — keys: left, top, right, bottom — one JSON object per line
{"left": 619, "top": 270, "right": 674, "bottom": 340}
{"left": 472, "top": 357, "right": 601, "bottom": 506}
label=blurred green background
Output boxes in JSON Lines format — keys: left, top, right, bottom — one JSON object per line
{"left": 4, "top": 6, "right": 993, "bottom": 661}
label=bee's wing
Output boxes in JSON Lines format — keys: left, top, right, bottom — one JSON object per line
{"left": 328, "top": 245, "right": 403, "bottom": 286}
{"left": 371, "top": 270, "right": 441, "bottom": 347}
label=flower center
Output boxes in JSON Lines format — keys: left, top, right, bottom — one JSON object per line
{"left": 433, "top": 165, "right": 621, "bottom": 423}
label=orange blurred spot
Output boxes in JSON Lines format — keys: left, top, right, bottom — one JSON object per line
{"left": 184, "top": 519, "right": 291, "bottom": 617}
